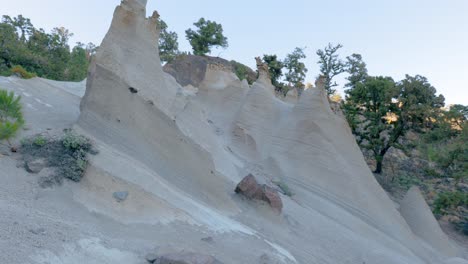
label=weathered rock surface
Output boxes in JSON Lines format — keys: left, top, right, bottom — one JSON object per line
{"left": 25, "top": 158, "right": 46, "bottom": 174}
{"left": 155, "top": 252, "right": 223, "bottom": 264}
{"left": 235, "top": 174, "right": 283, "bottom": 212}
{"left": 69, "top": 0, "right": 468, "bottom": 263}
{"left": 400, "top": 186, "right": 462, "bottom": 257}
{"left": 145, "top": 253, "right": 158, "bottom": 263}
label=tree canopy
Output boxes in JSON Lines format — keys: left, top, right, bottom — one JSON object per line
{"left": 0, "top": 89, "right": 23, "bottom": 143}
{"left": 262, "top": 54, "right": 283, "bottom": 88}
{"left": 344, "top": 71, "right": 446, "bottom": 173}
{"left": 0, "top": 15, "right": 94, "bottom": 81}
{"left": 284, "top": 47, "right": 308, "bottom": 89}
{"left": 185, "top": 18, "right": 228, "bottom": 56}
{"left": 317, "top": 43, "right": 346, "bottom": 95}
{"left": 158, "top": 19, "right": 180, "bottom": 64}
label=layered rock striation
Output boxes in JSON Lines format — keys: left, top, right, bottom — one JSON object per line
{"left": 77, "top": 0, "right": 467, "bottom": 263}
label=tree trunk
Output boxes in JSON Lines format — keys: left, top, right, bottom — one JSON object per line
{"left": 374, "top": 159, "right": 383, "bottom": 174}
{"left": 374, "top": 153, "right": 384, "bottom": 174}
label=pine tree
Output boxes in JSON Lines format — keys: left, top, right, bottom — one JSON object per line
{"left": 0, "top": 89, "right": 24, "bottom": 144}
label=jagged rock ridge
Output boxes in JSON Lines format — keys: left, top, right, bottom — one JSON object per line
{"left": 76, "top": 0, "right": 468, "bottom": 263}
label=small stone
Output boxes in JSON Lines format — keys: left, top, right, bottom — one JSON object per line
{"left": 29, "top": 228, "right": 46, "bottom": 235}
{"left": 145, "top": 253, "right": 158, "bottom": 263}
{"left": 113, "top": 191, "right": 129, "bottom": 202}
{"left": 201, "top": 236, "right": 214, "bottom": 243}
{"left": 25, "top": 158, "right": 47, "bottom": 174}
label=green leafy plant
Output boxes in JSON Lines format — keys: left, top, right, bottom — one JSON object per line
{"left": 158, "top": 19, "right": 180, "bottom": 64}
{"left": 62, "top": 130, "right": 91, "bottom": 151}
{"left": 316, "top": 43, "right": 345, "bottom": 95}
{"left": 1, "top": 15, "right": 95, "bottom": 81}
{"left": 185, "top": 18, "right": 228, "bottom": 56}
{"left": 33, "top": 134, "right": 47, "bottom": 146}
{"left": 0, "top": 89, "right": 24, "bottom": 144}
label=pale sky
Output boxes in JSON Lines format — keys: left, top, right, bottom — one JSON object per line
{"left": 1, "top": 0, "right": 467, "bottom": 105}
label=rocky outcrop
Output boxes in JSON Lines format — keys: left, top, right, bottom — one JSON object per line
{"left": 163, "top": 55, "right": 257, "bottom": 88}
{"left": 235, "top": 174, "right": 283, "bottom": 212}
{"left": 75, "top": 0, "right": 467, "bottom": 263}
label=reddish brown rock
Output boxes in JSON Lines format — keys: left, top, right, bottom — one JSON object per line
{"left": 235, "top": 174, "right": 283, "bottom": 212}
{"left": 261, "top": 185, "right": 283, "bottom": 212}
{"left": 235, "top": 174, "right": 262, "bottom": 199}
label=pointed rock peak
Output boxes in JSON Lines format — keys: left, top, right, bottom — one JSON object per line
{"left": 121, "top": 0, "right": 148, "bottom": 13}
{"left": 255, "top": 56, "right": 272, "bottom": 85}
{"left": 315, "top": 75, "right": 327, "bottom": 91}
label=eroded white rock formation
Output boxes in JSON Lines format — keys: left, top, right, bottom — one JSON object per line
{"left": 400, "top": 186, "right": 462, "bottom": 257}
{"left": 76, "top": 0, "right": 467, "bottom": 263}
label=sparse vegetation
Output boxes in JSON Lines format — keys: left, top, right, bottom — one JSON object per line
{"left": 20, "top": 130, "right": 96, "bottom": 187}
{"left": 231, "top": 60, "right": 250, "bottom": 83}
{"left": 433, "top": 191, "right": 468, "bottom": 216}
{"left": 32, "top": 134, "right": 47, "bottom": 146}
{"left": 273, "top": 180, "right": 293, "bottom": 197}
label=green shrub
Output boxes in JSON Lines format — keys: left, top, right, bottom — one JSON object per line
{"left": 20, "top": 130, "right": 96, "bottom": 186}
{"left": 10, "top": 65, "right": 37, "bottom": 79}
{"left": 33, "top": 135, "right": 47, "bottom": 147}
{"left": 433, "top": 191, "right": 468, "bottom": 215}
{"left": 62, "top": 130, "right": 91, "bottom": 151}
{"left": 0, "top": 89, "right": 24, "bottom": 143}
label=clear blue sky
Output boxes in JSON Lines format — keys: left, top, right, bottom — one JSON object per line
{"left": 1, "top": 0, "right": 467, "bottom": 105}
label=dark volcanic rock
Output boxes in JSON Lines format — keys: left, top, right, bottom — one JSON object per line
{"left": 163, "top": 55, "right": 257, "bottom": 87}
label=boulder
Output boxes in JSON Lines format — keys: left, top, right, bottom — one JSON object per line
{"left": 25, "top": 158, "right": 46, "bottom": 174}
{"left": 235, "top": 174, "right": 262, "bottom": 199}
{"left": 235, "top": 174, "right": 283, "bottom": 212}
{"left": 113, "top": 191, "right": 129, "bottom": 202}
{"left": 157, "top": 252, "right": 223, "bottom": 264}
